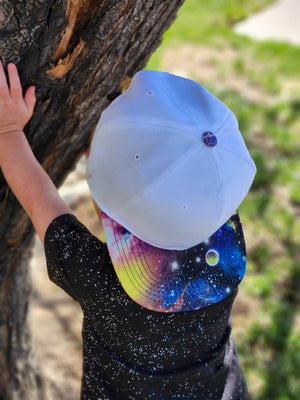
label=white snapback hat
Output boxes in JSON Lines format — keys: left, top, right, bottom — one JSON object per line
{"left": 86, "top": 70, "right": 256, "bottom": 312}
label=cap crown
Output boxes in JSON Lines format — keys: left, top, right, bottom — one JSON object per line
{"left": 87, "top": 70, "right": 256, "bottom": 249}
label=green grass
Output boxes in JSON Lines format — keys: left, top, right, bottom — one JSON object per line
{"left": 148, "top": 0, "right": 300, "bottom": 93}
{"left": 161, "top": 0, "right": 273, "bottom": 43}
{"left": 148, "top": 1, "right": 300, "bottom": 399}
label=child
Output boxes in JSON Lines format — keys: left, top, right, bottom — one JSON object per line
{"left": 0, "top": 62, "right": 256, "bottom": 399}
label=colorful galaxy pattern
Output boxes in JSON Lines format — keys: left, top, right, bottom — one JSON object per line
{"left": 102, "top": 212, "right": 247, "bottom": 312}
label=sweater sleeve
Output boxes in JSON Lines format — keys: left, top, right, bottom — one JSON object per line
{"left": 44, "top": 213, "right": 108, "bottom": 302}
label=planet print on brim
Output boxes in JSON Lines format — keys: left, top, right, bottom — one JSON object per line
{"left": 102, "top": 211, "right": 247, "bottom": 312}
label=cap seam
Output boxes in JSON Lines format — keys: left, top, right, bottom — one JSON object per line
{"left": 164, "top": 77, "right": 233, "bottom": 135}
{"left": 218, "top": 143, "right": 257, "bottom": 172}
{"left": 210, "top": 149, "right": 225, "bottom": 228}
{"left": 116, "top": 141, "right": 205, "bottom": 215}
{"left": 100, "top": 120, "right": 200, "bottom": 139}
{"left": 214, "top": 109, "right": 233, "bottom": 136}
{"left": 161, "top": 75, "right": 203, "bottom": 127}
{"left": 214, "top": 111, "right": 257, "bottom": 173}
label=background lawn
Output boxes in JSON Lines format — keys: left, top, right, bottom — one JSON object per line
{"left": 147, "top": 1, "right": 300, "bottom": 399}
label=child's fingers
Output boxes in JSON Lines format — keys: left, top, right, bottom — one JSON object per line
{"left": 0, "top": 60, "right": 9, "bottom": 96}
{"left": 7, "top": 63, "right": 23, "bottom": 98}
{"left": 24, "top": 86, "right": 36, "bottom": 115}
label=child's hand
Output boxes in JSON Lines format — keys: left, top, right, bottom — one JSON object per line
{"left": 0, "top": 61, "right": 36, "bottom": 135}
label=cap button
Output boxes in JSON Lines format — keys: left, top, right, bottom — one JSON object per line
{"left": 202, "top": 132, "right": 217, "bottom": 147}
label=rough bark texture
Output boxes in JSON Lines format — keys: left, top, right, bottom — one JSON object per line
{"left": 0, "top": 1, "right": 184, "bottom": 398}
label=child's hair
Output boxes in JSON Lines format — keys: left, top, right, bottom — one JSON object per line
{"left": 106, "top": 76, "right": 132, "bottom": 101}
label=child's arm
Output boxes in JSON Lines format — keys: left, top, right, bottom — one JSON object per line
{"left": 0, "top": 61, "right": 73, "bottom": 243}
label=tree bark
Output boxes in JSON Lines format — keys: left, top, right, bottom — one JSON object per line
{"left": 0, "top": 1, "right": 184, "bottom": 398}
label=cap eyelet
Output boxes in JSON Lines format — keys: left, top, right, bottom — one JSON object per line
{"left": 146, "top": 90, "right": 154, "bottom": 96}
{"left": 134, "top": 153, "right": 141, "bottom": 160}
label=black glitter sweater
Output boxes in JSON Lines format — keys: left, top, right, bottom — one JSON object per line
{"left": 44, "top": 214, "right": 248, "bottom": 400}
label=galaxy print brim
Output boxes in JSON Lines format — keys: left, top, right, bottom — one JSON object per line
{"left": 101, "top": 211, "right": 247, "bottom": 313}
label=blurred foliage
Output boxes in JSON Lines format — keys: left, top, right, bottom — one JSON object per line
{"left": 148, "top": 1, "right": 300, "bottom": 399}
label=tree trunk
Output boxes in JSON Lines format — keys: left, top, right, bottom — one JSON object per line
{"left": 0, "top": 1, "right": 184, "bottom": 398}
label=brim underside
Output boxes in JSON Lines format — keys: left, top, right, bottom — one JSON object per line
{"left": 101, "top": 211, "right": 247, "bottom": 312}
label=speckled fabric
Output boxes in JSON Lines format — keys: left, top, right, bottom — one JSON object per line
{"left": 44, "top": 214, "right": 248, "bottom": 400}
